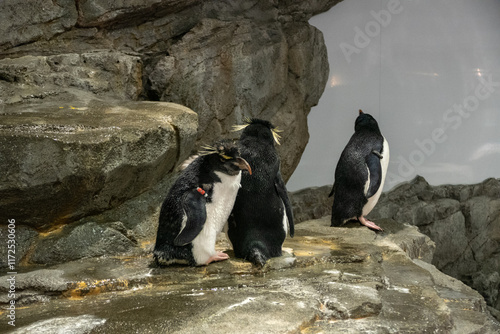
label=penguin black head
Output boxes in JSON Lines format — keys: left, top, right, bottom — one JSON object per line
{"left": 233, "top": 118, "right": 282, "bottom": 146}
{"left": 200, "top": 140, "right": 252, "bottom": 176}
{"left": 354, "top": 110, "right": 381, "bottom": 134}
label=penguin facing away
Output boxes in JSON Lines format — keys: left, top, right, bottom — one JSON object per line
{"left": 153, "top": 140, "right": 252, "bottom": 266}
{"left": 329, "top": 110, "right": 390, "bottom": 231}
{"left": 228, "top": 118, "right": 294, "bottom": 267}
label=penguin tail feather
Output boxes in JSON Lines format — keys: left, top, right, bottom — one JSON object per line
{"left": 330, "top": 214, "right": 343, "bottom": 227}
{"left": 246, "top": 247, "right": 269, "bottom": 268}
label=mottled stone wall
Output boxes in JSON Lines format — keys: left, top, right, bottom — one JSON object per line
{"left": 0, "top": 0, "right": 342, "bottom": 180}
{"left": 0, "top": 0, "right": 342, "bottom": 266}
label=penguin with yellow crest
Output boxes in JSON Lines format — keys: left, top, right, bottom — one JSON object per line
{"left": 228, "top": 118, "right": 294, "bottom": 267}
{"left": 154, "top": 140, "right": 252, "bottom": 266}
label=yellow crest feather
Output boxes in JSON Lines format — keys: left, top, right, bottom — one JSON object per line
{"left": 231, "top": 124, "right": 249, "bottom": 132}
{"left": 232, "top": 117, "right": 283, "bottom": 145}
{"left": 198, "top": 144, "right": 218, "bottom": 156}
{"left": 232, "top": 116, "right": 253, "bottom": 132}
{"left": 271, "top": 128, "right": 282, "bottom": 145}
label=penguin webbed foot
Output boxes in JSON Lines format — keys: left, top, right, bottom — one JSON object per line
{"left": 205, "top": 251, "right": 230, "bottom": 265}
{"left": 358, "top": 216, "right": 384, "bottom": 231}
{"left": 153, "top": 251, "right": 192, "bottom": 267}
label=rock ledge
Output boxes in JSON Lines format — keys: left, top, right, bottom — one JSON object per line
{"left": 1, "top": 218, "right": 498, "bottom": 333}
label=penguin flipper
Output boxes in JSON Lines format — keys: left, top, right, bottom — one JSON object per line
{"left": 365, "top": 151, "right": 382, "bottom": 198}
{"left": 174, "top": 189, "right": 207, "bottom": 246}
{"left": 328, "top": 183, "right": 335, "bottom": 198}
{"left": 372, "top": 150, "right": 383, "bottom": 159}
{"left": 274, "top": 171, "right": 294, "bottom": 238}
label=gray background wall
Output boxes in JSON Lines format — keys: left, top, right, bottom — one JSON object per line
{"left": 288, "top": 0, "right": 500, "bottom": 191}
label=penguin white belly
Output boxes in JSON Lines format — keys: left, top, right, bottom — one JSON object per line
{"left": 362, "top": 137, "right": 390, "bottom": 216}
{"left": 191, "top": 171, "right": 241, "bottom": 265}
{"left": 281, "top": 200, "right": 288, "bottom": 236}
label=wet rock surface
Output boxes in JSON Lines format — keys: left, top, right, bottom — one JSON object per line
{"left": 1, "top": 218, "right": 498, "bottom": 333}
{"left": 370, "top": 176, "right": 500, "bottom": 318}
{"left": 0, "top": 99, "right": 197, "bottom": 230}
{"left": 290, "top": 177, "right": 500, "bottom": 320}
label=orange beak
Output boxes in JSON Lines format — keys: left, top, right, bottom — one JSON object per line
{"left": 235, "top": 157, "right": 252, "bottom": 175}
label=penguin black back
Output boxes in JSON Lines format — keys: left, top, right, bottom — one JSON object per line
{"left": 228, "top": 118, "right": 294, "bottom": 267}
{"left": 330, "top": 110, "right": 388, "bottom": 231}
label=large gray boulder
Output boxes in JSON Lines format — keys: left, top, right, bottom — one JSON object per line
{"left": 0, "top": 0, "right": 335, "bottom": 181}
{"left": 0, "top": 97, "right": 197, "bottom": 230}
{"left": 145, "top": 17, "right": 329, "bottom": 178}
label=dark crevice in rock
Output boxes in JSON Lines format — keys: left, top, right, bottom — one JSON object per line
{"left": 76, "top": 1, "right": 201, "bottom": 30}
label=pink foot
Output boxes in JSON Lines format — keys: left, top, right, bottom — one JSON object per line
{"left": 205, "top": 251, "right": 230, "bottom": 265}
{"left": 358, "top": 216, "right": 384, "bottom": 231}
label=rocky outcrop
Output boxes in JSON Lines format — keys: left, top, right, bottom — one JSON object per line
{"left": 290, "top": 185, "right": 333, "bottom": 223}
{"left": 0, "top": 98, "right": 197, "bottom": 266}
{"left": 369, "top": 176, "right": 500, "bottom": 318}
{"left": 0, "top": 0, "right": 338, "bottom": 180}
{"left": 0, "top": 98, "right": 197, "bottom": 230}
{"left": 2, "top": 218, "right": 498, "bottom": 333}
{"left": 289, "top": 177, "right": 500, "bottom": 319}
{"left": 145, "top": 17, "right": 328, "bottom": 176}
{"left": 0, "top": 0, "right": 340, "bottom": 266}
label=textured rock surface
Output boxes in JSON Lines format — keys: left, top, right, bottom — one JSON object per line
{"left": 144, "top": 17, "right": 328, "bottom": 178}
{"left": 369, "top": 176, "right": 500, "bottom": 317}
{"left": 0, "top": 98, "right": 197, "bottom": 230}
{"left": 0, "top": 0, "right": 339, "bottom": 267}
{"left": 0, "top": 52, "right": 143, "bottom": 103}
{"left": 1, "top": 218, "right": 498, "bottom": 333}
{"left": 28, "top": 222, "right": 138, "bottom": 265}
{"left": 0, "top": 0, "right": 338, "bottom": 181}
{"left": 290, "top": 185, "right": 333, "bottom": 223}
{"left": 289, "top": 177, "right": 500, "bottom": 319}
{"left": 0, "top": 0, "right": 78, "bottom": 51}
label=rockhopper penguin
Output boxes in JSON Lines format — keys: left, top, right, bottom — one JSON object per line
{"left": 228, "top": 118, "right": 294, "bottom": 267}
{"left": 154, "top": 140, "right": 252, "bottom": 266}
{"left": 329, "top": 110, "right": 390, "bottom": 231}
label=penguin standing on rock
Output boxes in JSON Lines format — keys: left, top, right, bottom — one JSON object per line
{"left": 153, "top": 140, "right": 252, "bottom": 266}
{"left": 329, "top": 110, "right": 389, "bottom": 231}
{"left": 228, "top": 118, "right": 294, "bottom": 267}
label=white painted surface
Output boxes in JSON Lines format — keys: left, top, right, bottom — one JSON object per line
{"left": 288, "top": 0, "right": 500, "bottom": 191}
